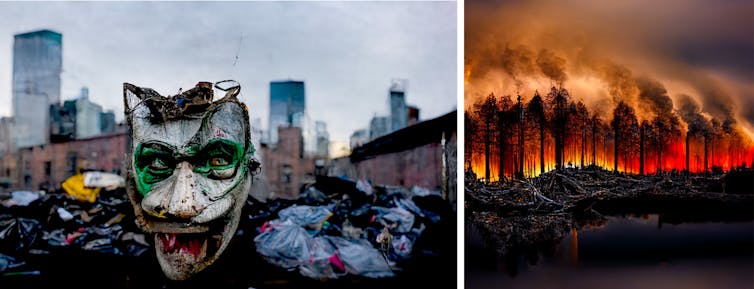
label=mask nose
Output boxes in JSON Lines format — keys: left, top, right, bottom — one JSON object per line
{"left": 142, "top": 161, "right": 210, "bottom": 221}
{"left": 165, "top": 161, "right": 202, "bottom": 219}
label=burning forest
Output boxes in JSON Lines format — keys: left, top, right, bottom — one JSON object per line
{"left": 465, "top": 85, "right": 754, "bottom": 181}
{"left": 465, "top": 1, "right": 754, "bottom": 287}
{"left": 464, "top": 0, "right": 754, "bottom": 181}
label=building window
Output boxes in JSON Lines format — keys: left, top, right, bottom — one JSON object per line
{"left": 44, "top": 161, "right": 51, "bottom": 176}
{"left": 282, "top": 164, "right": 292, "bottom": 184}
{"left": 66, "top": 152, "right": 77, "bottom": 176}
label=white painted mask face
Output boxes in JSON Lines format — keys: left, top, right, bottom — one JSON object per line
{"left": 123, "top": 81, "right": 256, "bottom": 280}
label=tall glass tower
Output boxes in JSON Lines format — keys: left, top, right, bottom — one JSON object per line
{"left": 389, "top": 80, "right": 407, "bottom": 132}
{"left": 12, "top": 29, "right": 62, "bottom": 148}
{"left": 269, "top": 80, "right": 305, "bottom": 144}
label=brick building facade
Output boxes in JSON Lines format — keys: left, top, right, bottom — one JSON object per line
{"left": 260, "top": 126, "right": 319, "bottom": 199}
{"left": 329, "top": 110, "right": 457, "bottom": 204}
{"left": 0, "top": 132, "right": 127, "bottom": 191}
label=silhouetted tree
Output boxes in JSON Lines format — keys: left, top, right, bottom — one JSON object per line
{"left": 611, "top": 101, "right": 638, "bottom": 172}
{"left": 575, "top": 101, "right": 589, "bottom": 168}
{"left": 464, "top": 111, "right": 479, "bottom": 170}
{"left": 651, "top": 112, "right": 682, "bottom": 173}
{"left": 474, "top": 94, "right": 497, "bottom": 181}
{"left": 590, "top": 113, "right": 603, "bottom": 166}
{"left": 546, "top": 87, "right": 570, "bottom": 170}
{"left": 497, "top": 94, "right": 515, "bottom": 180}
{"left": 639, "top": 120, "right": 650, "bottom": 175}
{"left": 516, "top": 95, "right": 525, "bottom": 179}
{"left": 527, "top": 92, "right": 547, "bottom": 174}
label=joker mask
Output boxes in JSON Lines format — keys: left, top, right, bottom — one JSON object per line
{"left": 123, "top": 81, "right": 256, "bottom": 280}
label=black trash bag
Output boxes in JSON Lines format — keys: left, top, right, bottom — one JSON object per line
{"left": 119, "top": 232, "right": 151, "bottom": 257}
{"left": 0, "top": 253, "right": 17, "bottom": 273}
{"left": 68, "top": 225, "right": 124, "bottom": 255}
{"left": 298, "top": 186, "right": 330, "bottom": 205}
{"left": 412, "top": 195, "right": 450, "bottom": 224}
{"left": 314, "top": 176, "right": 371, "bottom": 208}
{"left": 42, "top": 229, "right": 68, "bottom": 247}
{"left": 244, "top": 199, "right": 273, "bottom": 225}
{"left": 122, "top": 243, "right": 150, "bottom": 257}
{"left": 0, "top": 215, "right": 41, "bottom": 252}
{"left": 265, "top": 198, "right": 297, "bottom": 216}
{"left": 348, "top": 203, "right": 373, "bottom": 229}
{"left": 82, "top": 238, "right": 120, "bottom": 255}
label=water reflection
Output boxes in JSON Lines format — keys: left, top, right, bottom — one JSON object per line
{"left": 466, "top": 215, "right": 754, "bottom": 289}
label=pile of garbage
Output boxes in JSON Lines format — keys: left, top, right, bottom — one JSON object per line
{"left": 248, "top": 176, "right": 450, "bottom": 280}
{"left": 0, "top": 175, "right": 453, "bottom": 282}
{"left": 0, "top": 187, "right": 149, "bottom": 277}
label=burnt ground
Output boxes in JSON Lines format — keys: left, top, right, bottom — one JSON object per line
{"left": 465, "top": 166, "right": 754, "bottom": 260}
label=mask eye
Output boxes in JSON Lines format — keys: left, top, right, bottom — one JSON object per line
{"left": 210, "top": 167, "right": 236, "bottom": 179}
{"left": 209, "top": 156, "right": 230, "bottom": 167}
{"left": 196, "top": 139, "right": 242, "bottom": 180}
{"left": 134, "top": 143, "right": 176, "bottom": 192}
{"left": 150, "top": 157, "right": 170, "bottom": 170}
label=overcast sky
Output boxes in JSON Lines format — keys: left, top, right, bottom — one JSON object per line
{"left": 0, "top": 1, "right": 457, "bottom": 155}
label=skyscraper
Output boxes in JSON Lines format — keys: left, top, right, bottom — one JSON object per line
{"left": 369, "top": 115, "right": 389, "bottom": 140}
{"left": 69, "top": 87, "right": 103, "bottom": 139}
{"left": 314, "top": 121, "right": 329, "bottom": 157}
{"left": 12, "top": 29, "right": 62, "bottom": 148}
{"left": 269, "top": 80, "right": 305, "bottom": 144}
{"left": 389, "top": 80, "right": 407, "bottom": 132}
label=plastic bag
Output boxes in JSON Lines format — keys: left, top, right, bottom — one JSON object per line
{"left": 391, "top": 234, "right": 413, "bottom": 259}
{"left": 0, "top": 216, "right": 41, "bottom": 251}
{"left": 299, "top": 186, "right": 330, "bottom": 204}
{"left": 372, "top": 207, "right": 415, "bottom": 233}
{"left": 356, "top": 179, "right": 373, "bottom": 196}
{"left": 254, "top": 223, "right": 313, "bottom": 269}
{"left": 299, "top": 236, "right": 340, "bottom": 279}
{"left": 393, "top": 196, "right": 424, "bottom": 218}
{"left": 277, "top": 205, "right": 332, "bottom": 230}
{"left": 62, "top": 173, "right": 101, "bottom": 203}
{"left": 83, "top": 171, "right": 125, "bottom": 189}
{"left": 324, "top": 236, "right": 394, "bottom": 278}
{"left": 2, "top": 191, "right": 41, "bottom": 207}
{"left": 411, "top": 185, "right": 440, "bottom": 197}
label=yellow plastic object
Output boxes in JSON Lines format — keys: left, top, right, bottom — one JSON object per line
{"left": 61, "top": 173, "right": 101, "bottom": 203}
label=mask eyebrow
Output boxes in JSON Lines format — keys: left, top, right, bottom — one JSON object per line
{"left": 135, "top": 142, "right": 175, "bottom": 165}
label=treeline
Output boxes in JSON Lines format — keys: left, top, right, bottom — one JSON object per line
{"left": 465, "top": 86, "right": 753, "bottom": 181}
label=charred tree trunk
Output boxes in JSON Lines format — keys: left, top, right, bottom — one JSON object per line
{"left": 614, "top": 128, "right": 619, "bottom": 172}
{"left": 592, "top": 122, "right": 597, "bottom": 166}
{"left": 540, "top": 124, "right": 545, "bottom": 174}
{"left": 485, "top": 121, "right": 491, "bottom": 181}
{"left": 639, "top": 125, "right": 645, "bottom": 175}
{"left": 581, "top": 129, "right": 585, "bottom": 168}
{"left": 498, "top": 127, "right": 505, "bottom": 181}
{"left": 517, "top": 96, "right": 525, "bottom": 179}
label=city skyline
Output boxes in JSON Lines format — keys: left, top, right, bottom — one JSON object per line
{"left": 0, "top": 2, "right": 457, "bottom": 156}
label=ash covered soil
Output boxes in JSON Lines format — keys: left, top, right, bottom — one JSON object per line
{"left": 465, "top": 166, "right": 754, "bottom": 256}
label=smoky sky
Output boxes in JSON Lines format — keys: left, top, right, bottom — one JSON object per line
{"left": 0, "top": 1, "right": 457, "bottom": 155}
{"left": 466, "top": 0, "right": 754, "bottom": 138}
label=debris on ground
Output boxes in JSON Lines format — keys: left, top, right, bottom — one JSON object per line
{"left": 252, "top": 176, "right": 452, "bottom": 280}
{"left": 0, "top": 186, "right": 149, "bottom": 278}
{"left": 0, "top": 175, "right": 454, "bottom": 284}
{"left": 466, "top": 166, "right": 753, "bottom": 257}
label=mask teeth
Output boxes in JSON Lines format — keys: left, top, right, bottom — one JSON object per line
{"left": 160, "top": 233, "right": 209, "bottom": 260}
{"left": 160, "top": 233, "right": 176, "bottom": 251}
